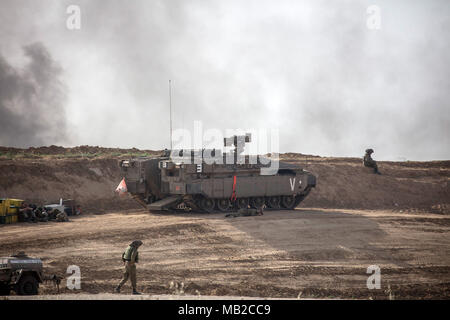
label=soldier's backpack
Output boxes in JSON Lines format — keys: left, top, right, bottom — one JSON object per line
{"left": 122, "top": 245, "right": 139, "bottom": 262}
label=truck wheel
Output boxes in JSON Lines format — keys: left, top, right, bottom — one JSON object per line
{"left": 16, "top": 275, "right": 39, "bottom": 295}
{"left": 281, "top": 195, "right": 296, "bottom": 209}
{"left": 236, "top": 198, "right": 249, "bottom": 210}
{"left": 267, "top": 196, "right": 281, "bottom": 209}
{"left": 200, "top": 198, "right": 216, "bottom": 213}
{"left": 217, "top": 199, "right": 231, "bottom": 212}
{"left": 250, "top": 197, "right": 265, "bottom": 209}
{"left": 0, "top": 284, "right": 10, "bottom": 296}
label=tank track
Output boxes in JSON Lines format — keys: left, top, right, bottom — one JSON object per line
{"left": 141, "top": 187, "right": 312, "bottom": 214}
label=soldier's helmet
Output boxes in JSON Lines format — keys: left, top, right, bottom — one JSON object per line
{"left": 131, "top": 240, "right": 143, "bottom": 247}
{"left": 365, "top": 149, "right": 374, "bottom": 154}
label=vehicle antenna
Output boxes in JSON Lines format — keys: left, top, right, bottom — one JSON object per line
{"left": 169, "top": 79, "right": 173, "bottom": 150}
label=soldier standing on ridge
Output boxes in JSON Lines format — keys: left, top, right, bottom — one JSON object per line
{"left": 115, "top": 240, "right": 143, "bottom": 295}
{"left": 363, "top": 148, "right": 380, "bottom": 174}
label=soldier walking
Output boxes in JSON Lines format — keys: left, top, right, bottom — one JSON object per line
{"left": 115, "top": 240, "right": 143, "bottom": 295}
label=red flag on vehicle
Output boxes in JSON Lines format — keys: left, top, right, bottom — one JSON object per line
{"left": 115, "top": 178, "right": 128, "bottom": 195}
{"left": 231, "top": 175, "right": 237, "bottom": 201}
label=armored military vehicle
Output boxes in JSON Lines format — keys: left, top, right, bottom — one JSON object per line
{"left": 120, "top": 133, "right": 316, "bottom": 212}
{"left": 0, "top": 252, "right": 60, "bottom": 295}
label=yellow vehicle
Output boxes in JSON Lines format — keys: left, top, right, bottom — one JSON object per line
{"left": 0, "top": 198, "right": 23, "bottom": 224}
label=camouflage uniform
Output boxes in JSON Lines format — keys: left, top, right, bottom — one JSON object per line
{"left": 56, "top": 211, "right": 69, "bottom": 222}
{"left": 116, "top": 240, "right": 143, "bottom": 294}
{"left": 19, "top": 204, "right": 35, "bottom": 222}
{"left": 47, "top": 208, "right": 59, "bottom": 220}
{"left": 18, "top": 207, "right": 29, "bottom": 222}
{"left": 226, "top": 207, "right": 264, "bottom": 218}
{"left": 35, "top": 208, "right": 49, "bottom": 222}
{"left": 363, "top": 149, "right": 380, "bottom": 174}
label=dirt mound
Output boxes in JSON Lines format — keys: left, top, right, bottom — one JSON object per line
{"left": 0, "top": 147, "right": 448, "bottom": 213}
{"left": 296, "top": 159, "right": 450, "bottom": 213}
{"left": 0, "top": 145, "right": 162, "bottom": 159}
{"left": 0, "top": 157, "right": 141, "bottom": 213}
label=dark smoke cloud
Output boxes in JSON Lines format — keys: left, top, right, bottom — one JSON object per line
{"left": 0, "top": 0, "right": 448, "bottom": 160}
{"left": 0, "top": 42, "right": 67, "bottom": 147}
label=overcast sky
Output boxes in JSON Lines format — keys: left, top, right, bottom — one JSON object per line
{"left": 0, "top": 0, "right": 449, "bottom": 160}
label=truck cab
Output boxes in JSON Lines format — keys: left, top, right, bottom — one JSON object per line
{"left": 0, "top": 252, "right": 44, "bottom": 295}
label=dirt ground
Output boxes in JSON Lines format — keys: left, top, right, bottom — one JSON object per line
{"left": 1, "top": 208, "right": 449, "bottom": 299}
{"left": 1, "top": 147, "right": 449, "bottom": 299}
{"left": 0, "top": 148, "right": 448, "bottom": 214}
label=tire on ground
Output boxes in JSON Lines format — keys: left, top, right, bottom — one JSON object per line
{"left": 15, "top": 275, "right": 39, "bottom": 296}
{"left": 0, "top": 283, "right": 10, "bottom": 296}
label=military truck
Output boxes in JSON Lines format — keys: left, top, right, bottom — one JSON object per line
{"left": 0, "top": 252, "right": 60, "bottom": 296}
{"left": 120, "top": 133, "right": 316, "bottom": 212}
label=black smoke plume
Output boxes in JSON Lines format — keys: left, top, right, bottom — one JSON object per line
{"left": 0, "top": 42, "right": 67, "bottom": 147}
